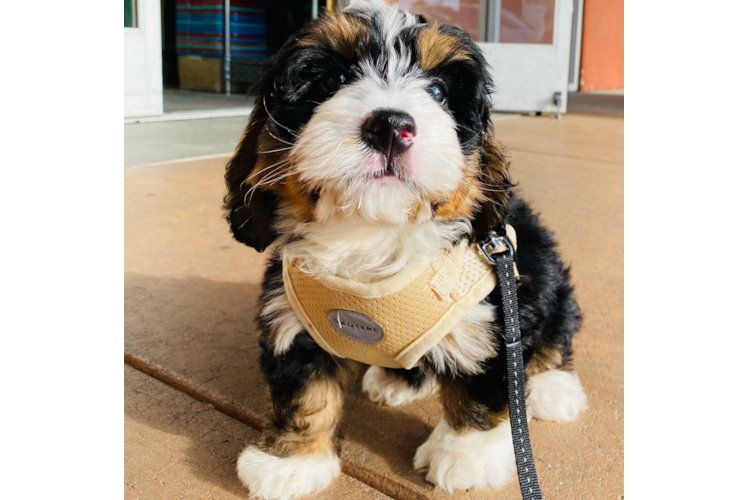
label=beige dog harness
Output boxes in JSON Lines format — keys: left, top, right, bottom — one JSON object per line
{"left": 283, "top": 226, "right": 517, "bottom": 369}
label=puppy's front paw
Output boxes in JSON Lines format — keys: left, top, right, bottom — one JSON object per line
{"left": 237, "top": 444, "right": 340, "bottom": 500}
{"left": 414, "top": 420, "right": 516, "bottom": 492}
{"left": 527, "top": 369, "right": 587, "bottom": 422}
{"left": 362, "top": 366, "right": 437, "bottom": 406}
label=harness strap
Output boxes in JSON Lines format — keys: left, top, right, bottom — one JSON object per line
{"left": 480, "top": 233, "right": 543, "bottom": 500}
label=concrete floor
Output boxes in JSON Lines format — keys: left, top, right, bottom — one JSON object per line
{"left": 163, "top": 89, "right": 253, "bottom": 113}
{"left": 124, "top": 116, "right": 247, "bottom": 167}
{"left": 125, "top": 89, "right": 253, "bottom": 167}
{"left": 125, "top": 113, "right": 623, "bottom": 499}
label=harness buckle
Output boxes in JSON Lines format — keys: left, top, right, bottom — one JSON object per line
{"left": 479, "top": 232, "right": 515, "bottom": 264}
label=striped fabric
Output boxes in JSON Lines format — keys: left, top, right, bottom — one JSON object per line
{"left": 176, "top": 0, "right": 267, "bottom": 58}
{"left": 230, "top": 1, "right": 268, "bottom": 58}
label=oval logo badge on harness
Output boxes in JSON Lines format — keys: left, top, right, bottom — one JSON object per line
{"left": 327, "top": 310, "right": 384, "bottom": 344}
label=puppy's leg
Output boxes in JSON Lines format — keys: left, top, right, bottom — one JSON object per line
{"left": 414, "top": 370, "right": 517, "bottom": 492}
{"left": 362, "top": 366, "right": 437, "bottom": 406}
{"left": 525, "top": 349, "right": 586, "bottom": 422}
{"left": 237, "top": 333, "right": 347, "bottom": 500}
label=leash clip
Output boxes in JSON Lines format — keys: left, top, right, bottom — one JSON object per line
{"left": 479, "top": 231, "right": 515, "bottom": 264}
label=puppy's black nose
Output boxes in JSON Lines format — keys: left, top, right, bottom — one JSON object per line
{"left": 361, "top": 109, "right": 416, "bottom": 161}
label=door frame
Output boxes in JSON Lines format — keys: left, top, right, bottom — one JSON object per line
{"left": 568, "top": 0, "right": 585, "bottom": 91}
{"left": 479, "top": 0, "right": 574, "bottom": 113}
{"left": 124, "top": 0, "right": 164, "bottom": 118}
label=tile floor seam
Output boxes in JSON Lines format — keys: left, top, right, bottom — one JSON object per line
{"left": 125, "top": 352, "right": 416, "bottom": 500}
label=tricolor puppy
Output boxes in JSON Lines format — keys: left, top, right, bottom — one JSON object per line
{"left": 224, "top": 1, "right": 586, "bottom": 498}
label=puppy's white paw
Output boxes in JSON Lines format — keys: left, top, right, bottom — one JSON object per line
{"left": 414, "top": 420, "right": 516, "bottom": 492}
{"left": 527, "top": 369, "right": 587, "bottom": 422}
{"left": 362, "top": 366, "right": 437, "bottom": 406}
{"left": 237, "top": 444, "right": 340, "bottom": 500}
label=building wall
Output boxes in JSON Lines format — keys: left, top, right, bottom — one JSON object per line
{"left": 579, "top": 0, "right": 623, "bottom": 91}
{"left": 125, "top": 0, "right": 164, "bottom": 117}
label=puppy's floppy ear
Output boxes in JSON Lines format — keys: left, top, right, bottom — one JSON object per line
{"left": 471, "top": 96, "right": 513, "bottom": 239}
{"left": 223, "top": 103, "right": 279, "bottom": 253}
{"left": 224, "top": 24, "right": 320, "bottom": 252}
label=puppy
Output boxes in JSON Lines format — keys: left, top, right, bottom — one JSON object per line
{"left": 224, "top": 1, "right": 586, "bottom": 498}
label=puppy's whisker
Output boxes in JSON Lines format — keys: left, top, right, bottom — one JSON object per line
{"left": 265, "top": 126, "right": 296, "bottom": 146}
{"left": 457, "top": 177, "right": 510, "bottom": 194}
{"left": 263, "top": 96, "right": 299, "bottom": 138}
{"left": 256, "top": 170, "right": 296, "bottom": 193}
{"left": 259, "top": 171, "right": 295, "bottom": 190}
{"left": 235, "top": 216, "right": 252, "bottom": 231}
{"left": 477, "top": 171, "right": 510, "bottom": 182}
{"left": 251, "top": 158, "right": 290, "bottom": 177}
{"left": 244, "top": 166, "right": 285, "bottom": 190}
{"left": 479, "top": 182, "right": 510, "bottom": 193}
{"left": 241, "top": 160, "right": 289, "bottom": 188}
{"left": 253, "top": 167, "right": 293, "bottom": 189}
{"left": 258, "top": 147, "right": 293, "bottom": 154}
{"left": 243, "top": 164, "right": 290, "bottom": 204}
{"left": 466, "top": 180, "right": 510, "bottom": 193}
{"left": 460, "top": 132, "right": 481, "bottom": 147}
{"left": 246, "top": 169, "right": 296, "bottom": 204}
{"left": 485, "top": 199, "right": 505, "bottom": 207}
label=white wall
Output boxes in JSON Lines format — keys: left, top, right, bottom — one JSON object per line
{"left": 124, "top": 0, "right": 163, "bottom": 118}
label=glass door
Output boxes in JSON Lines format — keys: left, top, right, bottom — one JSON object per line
{"left": 390, "top": 0, "right": 574, "bottom": 113}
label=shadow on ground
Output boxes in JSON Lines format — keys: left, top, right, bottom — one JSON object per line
{"left": 125, "top": 364, "right": 258, "bottom": 498}
{"left": 125, "top": 272, "right": 439, "bottom": 492}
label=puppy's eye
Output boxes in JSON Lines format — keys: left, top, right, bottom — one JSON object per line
{"left": 323, "top": 72, "right": 347, "bottom": 92}
{"left": 427, "top": 82, "right": 447, "bottom": 105}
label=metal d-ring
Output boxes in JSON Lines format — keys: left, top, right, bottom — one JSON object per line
{"left": 479, "top": 232, "right": 515, "bottom": 264}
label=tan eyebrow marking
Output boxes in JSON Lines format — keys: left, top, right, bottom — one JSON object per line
{"left": 417, "top": 23, "right": 471, "bottom": 71}
{"left": 300, "top": 11, "right": 368, "bottom": 59}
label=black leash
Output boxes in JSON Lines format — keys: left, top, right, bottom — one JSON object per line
{"left": 480, "top": 231, "right": 543, "bottom": 500}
